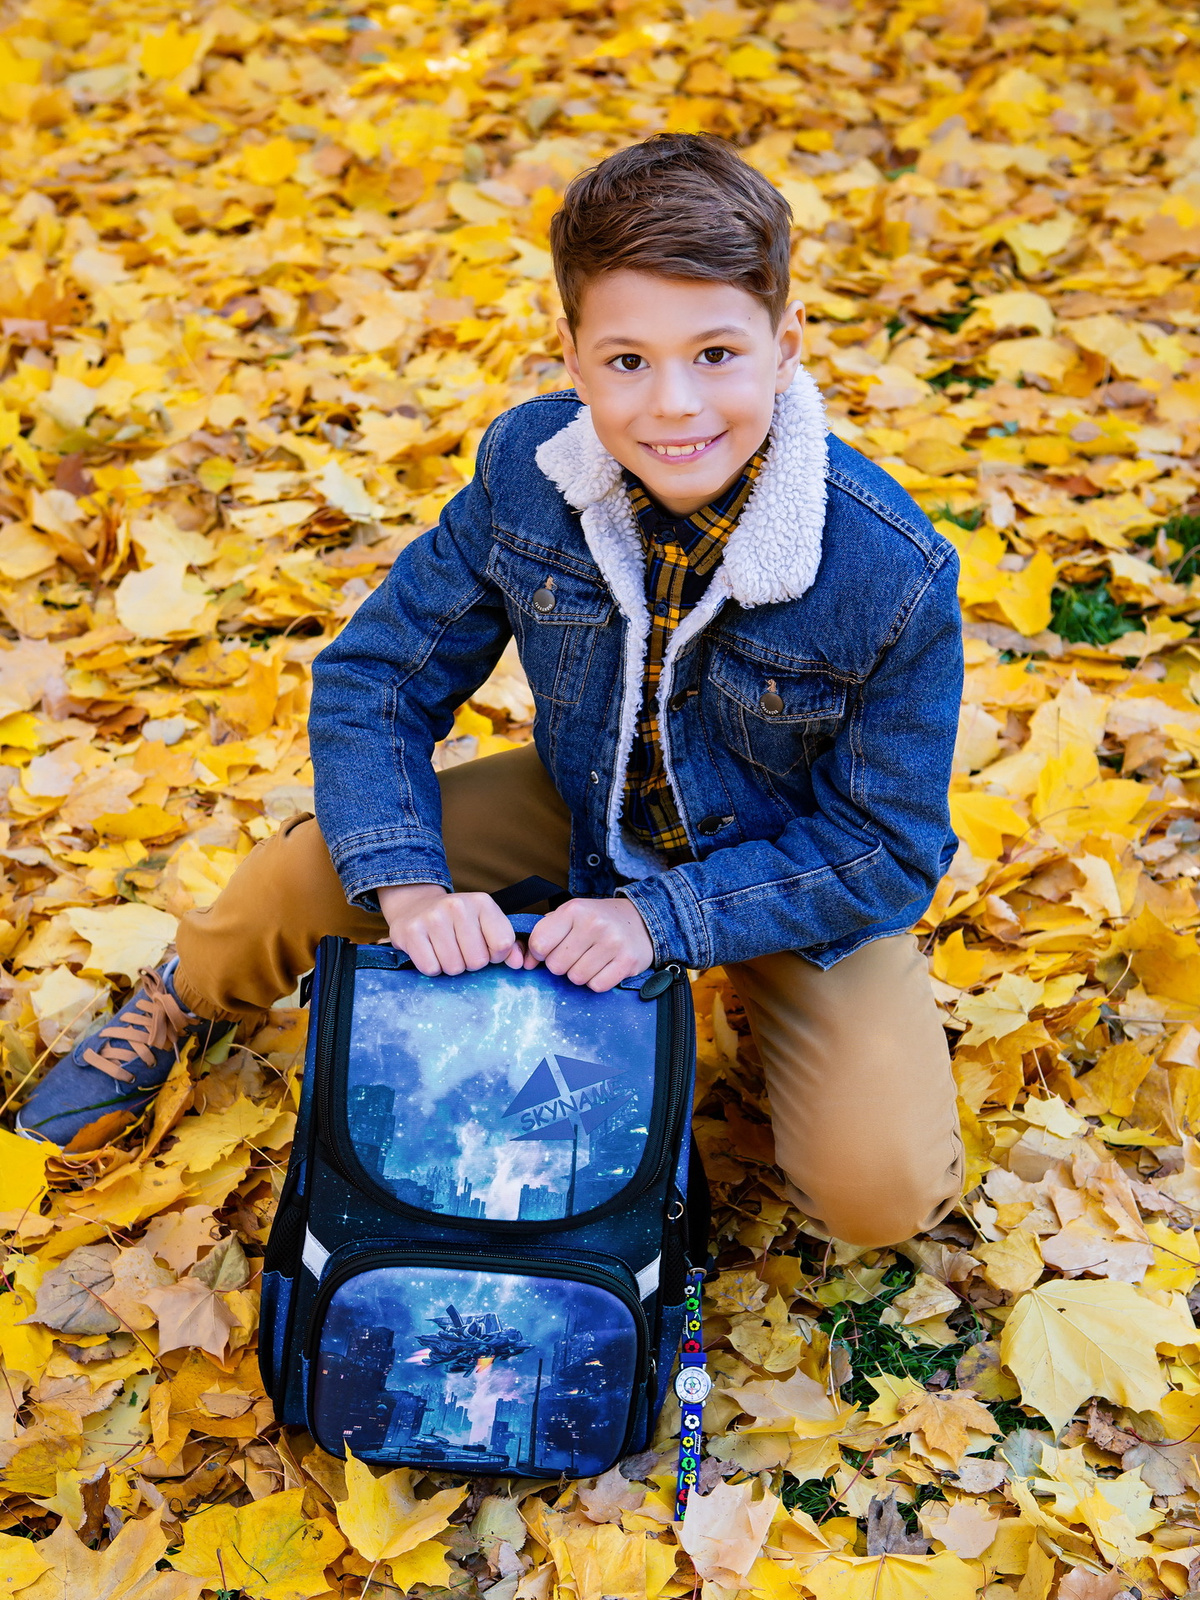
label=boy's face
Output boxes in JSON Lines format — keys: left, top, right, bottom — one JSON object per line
{"left": 558, "top": 272, "right": 803, "bottom": 517}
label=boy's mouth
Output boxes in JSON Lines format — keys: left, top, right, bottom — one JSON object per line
{"left": 641, "top": 433, "right": 724, "bottom": 460}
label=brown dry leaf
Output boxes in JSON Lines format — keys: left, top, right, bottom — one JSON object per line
{"left": 576, "top": 1465, "right": 646, "bottom": 1524}
{"left": 141, "top": 1236, "right": 248, "bottom": 1359}
{"left": 29, "top": 1244, "right": 121, "bottom": 1337}
{"left": 866, "top": 1492, "right": 929, "bottom": 1556}
{"left": 892, "top": 1389, "right": 1000, "bottom": 1463}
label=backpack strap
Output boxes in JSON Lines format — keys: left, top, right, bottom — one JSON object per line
{"left": 674, "top": 1267, "right": 710, "bottom": 1519}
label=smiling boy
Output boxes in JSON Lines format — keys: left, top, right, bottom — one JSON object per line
{"left": 20, "top": 135, "right": 963, "bottom": 1250}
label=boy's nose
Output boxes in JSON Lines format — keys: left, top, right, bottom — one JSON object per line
{"left": 647, "top": 363, "right": 703, "bottom": 418}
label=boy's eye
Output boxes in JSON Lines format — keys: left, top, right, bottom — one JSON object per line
{"left": 612, "top": 353, "right": 645, "bottom": 372}
{"left": 699, "top": 347, "right": 731, "bottom": 365}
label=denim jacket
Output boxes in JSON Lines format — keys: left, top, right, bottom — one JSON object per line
{"left": 310, "top": 370, "right": 963, "bottom": 971}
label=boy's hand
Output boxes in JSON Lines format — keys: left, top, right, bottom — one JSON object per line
{"left": 378, "top": 884, "right": 523, "bottom": 976}
{"left": 525, "top": 898, "right": 654, "bottom": 992}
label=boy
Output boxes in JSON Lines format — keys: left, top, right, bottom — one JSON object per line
{"left": 20, "top": 135, "right": 963, "bottom": 1250}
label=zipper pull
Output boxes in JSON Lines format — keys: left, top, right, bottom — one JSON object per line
{"left": 639, "top": 964, "right": 681, "bottom": 1000}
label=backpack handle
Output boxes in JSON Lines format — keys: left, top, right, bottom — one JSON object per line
{"left": 489, "top": 876, "right": 567, "bottom": 914}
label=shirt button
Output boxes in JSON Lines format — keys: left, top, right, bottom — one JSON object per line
{"left": 697, "top": 815, "right": 728, "bottom": 836}
{"left": 759, "top": 691, "right": 784, "bottom": 715}
{"left": 586, "top": 853, "right": 601, "bottom": 866}
{"left": 655, "top": 601, "right": 670, "bottom": 616}
{"left": 533, "top": 586, "right": 556, "bottom": 613}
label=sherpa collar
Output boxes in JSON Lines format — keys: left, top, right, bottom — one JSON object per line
{"left": 534, "top": 366, "right": 828, "bottom": 610}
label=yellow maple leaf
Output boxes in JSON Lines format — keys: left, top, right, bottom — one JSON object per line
{"left": 954, "top": 973, "right": 1044, "bottom": 1046}
{"left": 336, "top": 1452, "right": 467, "bottom": 1562}
{"left": 169, "top": 1487, "right": 345, "bottom": 1600}
{"left": 0, "top": 1128, "right": 54, "bottom": 1219}
{"left": 386, "top": 1539, "right": 453, "bottom": 1590}
{"left": 1143, "top": 1219, "right": 1200, "bottom": 1293}
{"left": 948, "top": 792, "right": 1028, "bottom": 860}
{"left": 803, "top": 1550, "right": 985, "bottom": 1598}
{"left": 64, "top": 902, "right": 179, "bottom": 984}
{"left": 1001, "top": 1280, "right": 1196, "bottom": 1434}
{"left": 0, "top": 1528, "right": 51, "bottom": 1593}
{"left": 976, "top": 1230, "right": 1044, "bottom": 1295}
{"left": 242, "top": 136, "right": 300, "bottom": 186}
{"left": 17, "top": 1506, "right": 201, "bottom": 1600}
{"left": 140, "top": 24, "right": 207, "bottom": 81}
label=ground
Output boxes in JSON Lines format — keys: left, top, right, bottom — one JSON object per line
{"left": 1, "top": 1, "right": 1200, "bottom": 1597}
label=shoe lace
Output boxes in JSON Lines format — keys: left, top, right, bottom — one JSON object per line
{"left": 81, "top": 968, "right": 197, "bottom": 1085}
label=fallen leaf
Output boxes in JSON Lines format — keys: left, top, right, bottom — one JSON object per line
{"left": 802, "top": 1549, "right": 986, "bottom": 1598}
{"left": 892, "top": 1389, "right": 999, "bottom": 1463}
{"left": 1001, "top": 1280, "right": 1196, "bottom": 1434}
{"left": 18, "top": 1506, "right": 204, "bottom": 1599}
{"left": 335, "top": 1451, "right": 467, "bottom": 1562}
{"left": 64, "top": 903, "right": 179, "bottom": 984}
{"left": 168, "top": 1487, "right": 346, "bottom": 1600}
{"left": 141, "top": 1236, "right": 249, "bottom": 1358}
{"left": 30, "top": 1243, "right": 121, "bottom": 1336}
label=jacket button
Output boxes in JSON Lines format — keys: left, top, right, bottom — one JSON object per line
{"left": 669, "top": 690, "right": 690, "bottom": 712}
{"left": 532, "top": 586, "right": 556, "bottom": 613}
{"left": 589, "top": 770, "right": 600, "bottom": 783}
{"left": 697, "top": 815, "right": 728, "bottom": 836}
{"left": 586, "top": 853, "right": 601, "bottom": 866}
{"left": 759, "top": 691, "right": 784, "bottom": 715}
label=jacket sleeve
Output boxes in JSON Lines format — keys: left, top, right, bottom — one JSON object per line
{"left": 309, "top": 439, "right": 511, "bottom": 909}
{"left": 617, "top": 552, "right": 963, "bottom": 969}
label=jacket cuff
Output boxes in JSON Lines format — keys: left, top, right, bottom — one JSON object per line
{"left": 329, "top": 829, "right": 453, "bottom": 911}
{"left": 617, "top": 872, "right": 710, "bottom": 969}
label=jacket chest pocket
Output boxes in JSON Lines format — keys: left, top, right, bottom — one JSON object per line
{"left": 489, "top": 542, "right": 614, "bottom": 707}
{"left": 709, "top": 649, "right": 848, "bottom": 778}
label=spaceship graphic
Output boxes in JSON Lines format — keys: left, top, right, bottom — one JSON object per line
{"left": 418, "top": 1304, "right": 533, "bottom": 1373}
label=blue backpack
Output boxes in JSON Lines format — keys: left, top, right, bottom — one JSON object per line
{"left": 260, "top": 893, "right": 708, "bottom": 1480}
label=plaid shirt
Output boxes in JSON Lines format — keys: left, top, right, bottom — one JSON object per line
{"left": 621, "top": 442, "right": 769, "bottom": 863}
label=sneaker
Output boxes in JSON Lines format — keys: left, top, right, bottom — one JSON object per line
{"left": 15, "top": 959, "right": 224, "bottom": 1149}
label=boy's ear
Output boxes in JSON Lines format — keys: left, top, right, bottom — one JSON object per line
{"left": 557, "top": 316, "right": 588, "bottom": 401}
{"left": 775, "top": 301, "right": 805, "bottom": 394}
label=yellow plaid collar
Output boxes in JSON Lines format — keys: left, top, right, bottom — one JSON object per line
{"left": 623, "top": 441, "right": 770, "bottom": 566}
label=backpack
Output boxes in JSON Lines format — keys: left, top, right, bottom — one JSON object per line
{"left": 260, "top": 892, "right": 708, "bottom": 1481}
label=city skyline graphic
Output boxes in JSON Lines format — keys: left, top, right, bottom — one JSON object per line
{"left": 312, "top": 1264, "right": 639, "bottom": 1475}
{"left": 345, "top": 964, "right": 658, "bottom": 1220}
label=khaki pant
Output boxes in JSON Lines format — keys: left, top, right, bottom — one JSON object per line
{"left": 175, "top": 744, "right": 962, "bottom": 1246}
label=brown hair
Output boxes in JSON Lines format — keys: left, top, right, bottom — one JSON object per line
{"left": 549, "top": 134, "right": 793, "bottom": 331}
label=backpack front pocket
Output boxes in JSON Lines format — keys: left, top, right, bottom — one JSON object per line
{"left": 329, "top": 958, "right": 670, "bottom": 1226}
{"left": 306, "top": 1251, "right": 646, "bottom": 1476}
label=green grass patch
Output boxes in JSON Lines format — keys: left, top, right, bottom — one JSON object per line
{"left": 928, "top": 369, "right": 993, "bottom": 392}
{"left": 918, "top": 302, "right": 977, "bottom": 335}
{"left": 1049, "top": 580, "right": 1140, "bottom": 647}
{"left": 929, "top": 504, "right": 983, "bottom": 531}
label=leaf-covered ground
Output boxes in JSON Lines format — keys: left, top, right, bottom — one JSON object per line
{"left": 0, "top": 0, "right": 1199, "bottom": 1596}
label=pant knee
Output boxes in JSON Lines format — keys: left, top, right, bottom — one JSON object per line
{"left": 780, "top": 1156, "right": 961, "bottom": 1249}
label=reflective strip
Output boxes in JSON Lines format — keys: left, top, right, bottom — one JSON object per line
{"left": 302, "top": 1227, "right": 329, "bottom": 1277}
{"left": 636, "top": 1253, "right": 661, "bottom": 1300}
